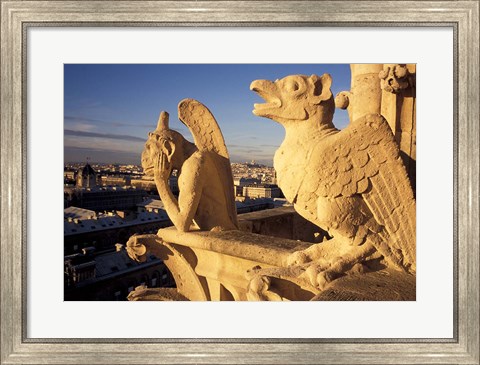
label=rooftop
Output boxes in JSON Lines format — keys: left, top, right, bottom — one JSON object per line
{"left": 64, "top": 206, "right": 170, "bottom": 236}
{"left": 78, "top": 163, "right": 96, "bottom": 176}
{"left": 64, "top": 206, "right": 96, "bottom": 220}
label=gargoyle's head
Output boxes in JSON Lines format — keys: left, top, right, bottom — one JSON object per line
{"left": 250, "top": 74, "right": 334, "bottom": 125}
{"left": 141, "top": 111, "right": 180, "bottom": 176}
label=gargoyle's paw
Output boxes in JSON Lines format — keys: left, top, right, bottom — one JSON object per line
{"left": 305, "top": 264, "right": 323, "bottom": 286}
{"left": 247, "top": 275, "right": 271, "bottom": 295}
{"left": 304, "top": 265, "right": 337, "bottom": 290}
{"left": 286, "top": 251, "right": 309, "bottom": 266}
{"left": 126, "top": 238, "right": 147, "bottom": 263}
{"left": 316, "top": 271, "right": 336, "bottom": 291}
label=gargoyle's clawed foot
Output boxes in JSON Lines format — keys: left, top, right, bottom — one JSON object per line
{"left": 286, "top": 251, "right": 309, "bottom": 266}
{"left": 126, "top": 236, "right": 148, "bottom": 263}
{"left": 302, "top": 260, "right": 335, "bottom": 290}
{"left": 304, "top": 257, "right": 371, "bottom": 290}
{"left": 315, "top": 270, "right": 339, "bottom": 290}
{"left": 246, "top": 274, "right": 284, "bottom": 301}
{"left": 305, "top": 266, "right": 341, "bottom": 290}
{"left": 126, "top": 234, "right": 161, "bottom": 263}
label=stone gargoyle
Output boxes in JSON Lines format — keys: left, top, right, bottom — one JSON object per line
{"left": 126, "top": 99, "right": 239, "bottom": 293}
{"left": 140, "top": 99, "right": 238, "bottom": 232}
{"left": 250, "top": 74, "right": 416, "bottom": 290}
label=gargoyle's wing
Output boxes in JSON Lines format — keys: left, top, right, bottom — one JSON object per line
{"left": 178, "top": 98, "right": 229, "bottom": 159}
{"left": 314, "top": 114, "right": 416, "bottom": 272}
{"left": 178, "top": 98, "right": 238, "bottom": 228}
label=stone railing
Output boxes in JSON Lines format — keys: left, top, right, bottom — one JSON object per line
{"left": 126, "top": 219, "right": 319, "bottom": 301}
{"left": 126, "top": 207, "right": 415, "bottom": 301}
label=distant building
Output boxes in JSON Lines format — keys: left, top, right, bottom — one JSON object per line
{"left": 168, "top": 175, "right": 179, "bottom": 194}
{"left": 131, "top": 176, "right": 179, "bottom": 194}
{"left": 64, "top": 204, "right": 172, "bottom": 254}
{"left": 234, "top": 177, "right": 261, "bottom": 186}
{"left": 137, "top": 198, "right": 166, "bottom": 213}
{"left": 64, "top": 169, "right": 76, "bottom": 181}
{"left": 76, "top": 163, "right": 97, "bottom": 188}
{"left": 245, "top": 160, "right": 261, "bottom": 168}
{"left": 272, "top": 198, "right": 292, "bottom": 207}
{"left": 64, "top": 244, "right": 174, "bottom": 301}
{"left": 242, "top": 184, "right": 282, "bottom": 199}
{"left": 131, "top": 177, "right": 156, "bottom": 191}
{"left": 235, "top": 197, "right": 274, "bottom": 214}
{"left": 101, "top": 175, "right": 131, "bottom": 186}
{"left": 64, "top": 186, "right": 146, "bottom": 211}
{"left": 233, "top": 177, "right": 262, "bottom": 196}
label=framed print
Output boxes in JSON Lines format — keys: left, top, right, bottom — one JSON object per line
{"left": 1, "top": 1, "right": 479, "bottom": 364}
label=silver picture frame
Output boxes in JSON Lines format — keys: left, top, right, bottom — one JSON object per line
{"left": 1, "top": 1, "right": 479, "bottom": 364}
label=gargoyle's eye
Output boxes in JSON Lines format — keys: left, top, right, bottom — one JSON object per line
{"left": 285, "top": 80, "right": 299, "bottom": 92}
{"left": 285, "top": 77, "right": 306, "bottom": 94}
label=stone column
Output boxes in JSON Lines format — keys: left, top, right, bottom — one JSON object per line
{"left": 349, "top": 64, "right": 384, "bottom": 121}
{"left": 335, "top": 64, "right": 416, "bottom": 192}
{"left": 379, "top": 64, "right": 416, "bottom": 192}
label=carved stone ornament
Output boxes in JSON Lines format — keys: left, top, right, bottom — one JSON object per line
{"left": 379, "top": 64, "right": 415, "bottom": 94}
{"left": 251, "top": 73, "right": 416, "bottom": 290}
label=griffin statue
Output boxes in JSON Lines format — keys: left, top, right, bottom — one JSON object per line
{"left": 250, "top": 74, "right": 416, "bottom": 290}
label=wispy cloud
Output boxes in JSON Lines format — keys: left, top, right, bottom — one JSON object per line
{"left": 65, "top": 116, "right": 105, "bottom": 124}
{"left": 65, "top": 122, "right": 97, "bottom": 132}
{"left": 65, "top": 115, "right": 153, "bottom": 129}
{"left": 64, "top": 129, "right": 145, "bottom": 142}
{"left": 233, "top": 147, "right": 263, "bottom": 153}
{"left": 64, "top": 146, "right": 141, "bottom": 164}
{"left": 229, "top": 153, "right": 273, "bottom": 166}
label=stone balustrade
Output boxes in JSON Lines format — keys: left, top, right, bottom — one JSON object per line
{"left": 127, "top": 207, "right": 415, "bottom": 301}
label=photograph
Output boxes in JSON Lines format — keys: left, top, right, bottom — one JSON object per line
{"left": 1, "top": 1, "right": 478, "bottom": 363}
{"left": 64, "top": 63, "right": 416, "bottom": 301}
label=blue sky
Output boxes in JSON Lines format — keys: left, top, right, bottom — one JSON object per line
{"left": 64, "top": 64, "right": 351, "bottom": 166}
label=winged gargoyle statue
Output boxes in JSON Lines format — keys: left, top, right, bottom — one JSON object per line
{"left": 250, "top": 74, "right": 416, "bottom": 290}
{"left": 140, "top": 98, "right": 238, "bottom": 232}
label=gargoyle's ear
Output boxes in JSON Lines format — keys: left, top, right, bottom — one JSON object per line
{"left": 310, "top": 73, "right": 333, "bottom": 105}
{"left": 161, "top": 139, "right": 176, "bottom": 162}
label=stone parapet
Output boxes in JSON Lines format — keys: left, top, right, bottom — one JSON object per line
{"left": 126, "top": 207, "right": 415, "bottom": 301}
{"left": 126, "top": 223, "right": 315, "bottom": 301}
{"left": 158, "top": 226, "right": 310, "bottom": 268}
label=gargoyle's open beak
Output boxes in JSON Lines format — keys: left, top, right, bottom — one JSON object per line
{"left": 250, "top": 79, "right": 281, "bottom": 118}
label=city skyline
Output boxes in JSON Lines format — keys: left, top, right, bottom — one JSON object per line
{"left": 64, "top": 64, "right": 351, "bottom": 165}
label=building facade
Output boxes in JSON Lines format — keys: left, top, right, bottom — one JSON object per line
{"left": 64, "top": 186, "right": 146, "bottom": 211}
{"left": 76, "top": 163, "right": 97, "bottom": 188}
{"left": 64, "top": 244, "right": 174, "bottom": 301}
{"left": 242, "top": 184, "right": 282, "bottom": 199}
